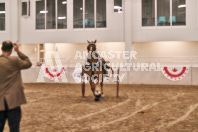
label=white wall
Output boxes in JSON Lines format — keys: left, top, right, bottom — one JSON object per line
{"left": 1, "top": 0, "right": 198, "bottom": 85}
{"left": 132, "top": 41, "right": 198, "bottom": 57}
{"left": 21, "top": 42, "right": 127, "bottom": 83}
{"left": 55, "top": 42, "right": 125, "bottom": 59}
{"left": 19, "top": 0, "right": 124, "bottom": 44}
{"left": 17, "top": 42, "right": 125, "bottom": 66}
{"left": 9, "top": 41, "right": 198, "bottom": 64}
{"left": 132, "top": 0, "right": 198, "bottom": 42}
{"left": 21, "top": 44, "right": 37, "bottom": 57}
{"left": 20, "top": 41, "right": 198, "bottom": 85}
{"left": 19, "top": 0, "right": 198, "bottom": 44}
{"left": 1, "top": 0, "right": 198, "bottom": 44}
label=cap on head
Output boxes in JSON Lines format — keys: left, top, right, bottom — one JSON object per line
{"left": 1, "top": 41, "right": 13, "bottom": 52}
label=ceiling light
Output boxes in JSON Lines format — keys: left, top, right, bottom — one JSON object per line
{"left": 40, "top": 10, "right": 48, "bottom": 14}
{"left": 58, "top": 16, "right": 66, "bottom": 20}
{"left": 0, "top": 11, "right": 5, "bottom": 14}
{"left": 62, "top": 1, "right": 67, "bottom": 4}
{"left": 178, "top": 4, "right": 186, "bottom": 8}
{"left": 114, "top": 6, "right": 122, "bottom": 9}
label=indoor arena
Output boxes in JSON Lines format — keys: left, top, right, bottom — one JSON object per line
{"left": 0, "top": 0, "right": 198, "bottom": 132}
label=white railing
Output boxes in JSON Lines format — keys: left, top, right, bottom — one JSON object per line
{"left": 29, "top": 56, "right": 198, "bottom": 68}
{"left": 22, "top": 56, "right": 198, "bottom": 85}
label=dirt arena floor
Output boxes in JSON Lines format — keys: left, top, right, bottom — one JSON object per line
{"left": 3, "top": 83, "right": 198, "bottom": 132}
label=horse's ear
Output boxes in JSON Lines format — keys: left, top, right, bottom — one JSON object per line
{"left": 87, "top": 40, "right": 90, "bottom": 44}
{"left": 94, "top": 40, "right": 97, "bottom": 43}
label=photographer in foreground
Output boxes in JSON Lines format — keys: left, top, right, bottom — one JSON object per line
{"left": 0, "top": 41, "right": 32, "bottom": 132}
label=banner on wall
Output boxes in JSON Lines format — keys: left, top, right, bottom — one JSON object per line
{"left": 161, "top": 66, "right": 189, "bottom": 81}
{"left": 42, "top": 65, "right": 66, "bottom": 81}
{"left": 37, "top": 51, "right": 68, "bottom": 82}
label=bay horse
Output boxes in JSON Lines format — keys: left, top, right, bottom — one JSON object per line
{"left": 81, "top": 40, "right": 111, "bottom": 101}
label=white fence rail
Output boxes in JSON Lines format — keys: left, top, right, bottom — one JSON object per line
{"left": 29, "top": 56, "right": 198, "bottom": 68}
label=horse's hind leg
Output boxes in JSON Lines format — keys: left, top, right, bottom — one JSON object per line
{"left": 100, "top": 75, "right": 104, "bottom": 97}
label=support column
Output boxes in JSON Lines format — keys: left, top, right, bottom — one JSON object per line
{"left": 67, "top": 0, "right": 73, "bottom": 31}
{"left": 124, "top": 0, "right": 132, "bottom": 63}
{"left": 10, "top": 0, "right": 19, "bottom": 43}
{"left": 124, "top": 0, "right": 132, "bottom": 84}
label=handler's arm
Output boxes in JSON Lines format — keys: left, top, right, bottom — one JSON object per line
{"left": 14, "top": 43, "right": 32, "bottom": 69}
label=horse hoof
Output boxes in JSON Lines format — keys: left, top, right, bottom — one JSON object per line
{"left": 94, "top": 94, "right": 101, "bottom": 101}
{"left": 94, "top": 98, "right": 100, "bottom": 101}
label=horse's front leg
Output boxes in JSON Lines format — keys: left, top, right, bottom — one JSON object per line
{"left": 89, "top": 81, "right": 95, "bottom": 96}
{"left": 94, "top": 78, "right": 102, "bottom": 101}
{"left": 94, "top": 78, "right": 100, "bottom": 95}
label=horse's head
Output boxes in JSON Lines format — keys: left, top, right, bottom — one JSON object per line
{"left": 87, "top": 40, "right": 97, "bottom": 53}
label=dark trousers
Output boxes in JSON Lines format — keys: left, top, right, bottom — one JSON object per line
{"left": 0, "top": 99, "right": 21, "bottom": 132}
